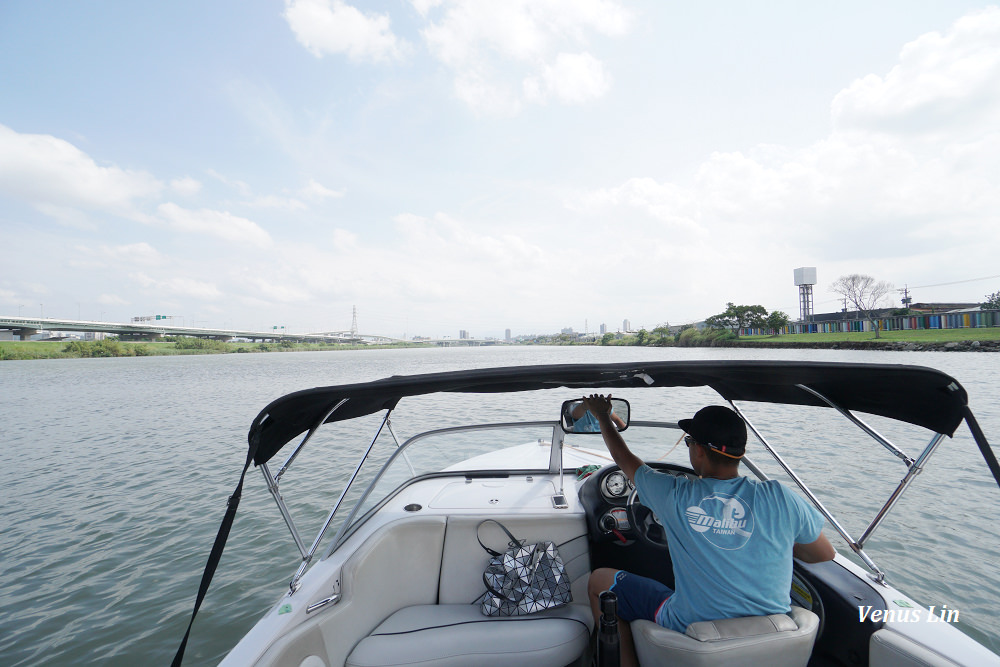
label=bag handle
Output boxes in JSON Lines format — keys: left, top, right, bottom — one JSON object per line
{"left": 476, "top": 519, "right": 523, "bottom": 557}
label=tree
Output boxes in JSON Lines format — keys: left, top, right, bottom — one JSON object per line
{"left": 651, "top": 324, "right": 671, "bottom": 344}
{"left": 765, "top": 310, "right": 790, "bottom": 335}
{"left": 704, "top": 302, "right": 768, "bottom": 337}
{"left": 635, "top": 329, "right": 649, "bottom": 345}
{"left": 982, "top": 291, "right": 1000, "bottom": 311}
{"left": 830, "top": 274, "right": 894, "bottom": 339}
{"left": 600, "top": 332, "right": 614, "bottom": 345}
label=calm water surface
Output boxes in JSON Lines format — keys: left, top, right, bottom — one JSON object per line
{"left": 1, "top": 346, "right": 999, "bottom": 665}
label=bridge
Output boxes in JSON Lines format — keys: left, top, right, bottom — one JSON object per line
{"left": 0, "top": 316, "right": 504, "bottom": 346}
{"left": 0, "top": 316, "right": 403, "bottom": 344}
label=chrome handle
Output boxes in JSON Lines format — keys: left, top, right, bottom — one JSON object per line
{"left": 306, "top": 594, "right": 341, "bottom": 614}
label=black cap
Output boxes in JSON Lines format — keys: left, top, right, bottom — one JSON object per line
{"left": 678, "top": 406, "right": 747, "bottom": 459}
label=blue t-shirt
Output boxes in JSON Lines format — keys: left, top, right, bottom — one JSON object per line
{"left": 634, "top": 464, "right": 824, "bottom": 631}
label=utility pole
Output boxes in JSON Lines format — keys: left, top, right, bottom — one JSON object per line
{"left": 898, "top": 285, "right": 912, "bottom": 308}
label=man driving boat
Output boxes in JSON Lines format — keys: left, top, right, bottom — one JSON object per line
{"left": 582, "top": 395, "right": 836, "bottom": 667}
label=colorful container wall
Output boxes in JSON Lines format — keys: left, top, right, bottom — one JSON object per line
{"left": 745, "top": 310, "right": 1000, "bottom": 336}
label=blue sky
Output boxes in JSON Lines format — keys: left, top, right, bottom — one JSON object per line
{"left": 2, "top": 1, "right": 999, "bottom": 338}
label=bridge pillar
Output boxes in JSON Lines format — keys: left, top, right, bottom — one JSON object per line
{"left": 13, "top": 328, "right": 39, "bottom": 341}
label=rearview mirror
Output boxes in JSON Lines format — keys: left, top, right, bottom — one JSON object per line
{"left": 560, "top": 398, "right": 630, "bottom": 433}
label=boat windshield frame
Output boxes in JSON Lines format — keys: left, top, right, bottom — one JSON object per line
{"left": 262, "top": 384, "right": 957, "bottom": 594}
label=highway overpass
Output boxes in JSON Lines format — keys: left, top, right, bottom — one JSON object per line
{"left": 0, "top": 316, "right": 397, "bottom": 344}
{"left": 0, "top": 316, "right": 503, "bottom": 346}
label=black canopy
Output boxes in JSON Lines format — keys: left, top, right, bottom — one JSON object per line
{"left": 248, "top": 360, "right": 971, "bottom": 466}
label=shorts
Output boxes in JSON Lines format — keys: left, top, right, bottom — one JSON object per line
{"left": 609, "top": 570, "right": 673, "bottom": 623}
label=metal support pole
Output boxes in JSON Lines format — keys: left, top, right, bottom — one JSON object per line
{"left": 261, "top": 462, "right": 308, "bottom": 560}
{"left": 289, "top": 411, "right": 393, "bottom": 594}
{"left": 739, "top": 453, "right": 769, "bottom": 482}
{"left": 550, "top": 424, "right": 568, "bottom": 508}
{"left": 858, "top": 433, "right": 946, "bottom": 547}
{"left": 274, "top": 398, "right": 348, "bottom": 484}
{"left": 796, "top": 385, "right": 913, "bottom": 466}
{"left": 729, "top": 402, "right": 886, "bottom": 582}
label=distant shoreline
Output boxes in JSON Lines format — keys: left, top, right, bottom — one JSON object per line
{"left": 3, "top": 334, "right": 999, "bottom": 360}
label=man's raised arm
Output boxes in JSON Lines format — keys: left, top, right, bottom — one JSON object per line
{"left": 582, "top": 394, "right": 643, "bottom": 482}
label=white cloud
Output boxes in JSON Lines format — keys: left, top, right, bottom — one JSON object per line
{"left": 284, "top": 0, "right": 407, "bottom": 62}
{"left": 0, "top": 123, "right": 161, "bottom": 214}
{"left": 170, "top": 176, "right": 202, "bottom": 196}
{"left": 245, "top": 194, "right": 308, "bottom": 210}
{"left": 71, "top": 242, "right": 164, "bottom": 270}
{"left": 299, "top": 179, "right": 344, "bottom": 201}
{"left": 419, "top": 0, "right": 630, "bottom": 113}
{"left": 832, "top": 6, "right": 1000, "bottom": 140}
{"left": 101, "top": 242, "right": 163, "bottom": 264}
{"left": 206, "top": 169, "right": 253, "bottom": 196}
{"left": 562, "top": 9, "right": 1000, "bottom": 318}
{"left": 131, "top": 272, "right": 223, "bottom": 300}
{"left": 523, "top": 51, "right": 610, "bottom": 104}
{"left": 157, "top": 203, "right": 273, "bottom": 248}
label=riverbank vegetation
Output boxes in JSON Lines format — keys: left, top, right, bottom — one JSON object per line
{"left": 4, "top": 325, "right": 1000, "bottom": 361}
{"left": 0, "top": 337, "right": 427, "bottom": 360}
{"left": 593, "top": 325, "right": 1000, "bottom": 349}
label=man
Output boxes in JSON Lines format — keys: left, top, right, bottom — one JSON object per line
{"left": 582, "top": 395, "right": 835, "bottom": 667}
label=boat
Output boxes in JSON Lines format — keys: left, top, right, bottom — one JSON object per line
{"left": 173, "top": 360, "right": 1000, "bottom": 666}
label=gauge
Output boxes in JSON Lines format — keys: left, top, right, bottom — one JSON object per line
{"left": 603, "top": 471, "right": 628, "bottom": 498}
{"left": 610, "top": 507, "right": 630, "bottom": 530}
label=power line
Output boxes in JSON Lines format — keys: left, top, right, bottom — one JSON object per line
{"left": 906, "top": 274, "right": 1000, "bottom": 289}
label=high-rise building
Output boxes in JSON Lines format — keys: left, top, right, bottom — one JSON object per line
{"left": 459, "top": 329, "right": 469, "bottom": 339}
{"left": 623, "top": 319, "right": 631, "bottom": 332}
{"left": 505, "top": 328, "right": 511, "bottom": 342}
{"left": 600, "top": 323, "right": 607, "bottom": 334}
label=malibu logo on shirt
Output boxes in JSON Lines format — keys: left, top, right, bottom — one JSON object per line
{"left": 686, "top": 493, "right": 755, "bottom": 549}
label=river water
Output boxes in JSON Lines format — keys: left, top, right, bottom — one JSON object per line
{"left": 1, "top": 346, "right": 998, "bottom": 665}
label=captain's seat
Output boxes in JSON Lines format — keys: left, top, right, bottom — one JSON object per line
{"left": 630, "top": 607, "right": 819, "bottom": 667}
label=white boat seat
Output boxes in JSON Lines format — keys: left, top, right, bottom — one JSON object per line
{"left": 631, "top": 606, "right": 819, "bottom": 667}
{"left": 345, "top": 603, "right": 593, "bottom": 667}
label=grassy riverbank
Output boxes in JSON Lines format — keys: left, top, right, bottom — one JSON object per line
{"left": 4, "top": 327, "right": 1000, "bottom": 360}
{"left": 740, "top": 327, "right": 1000, "bottom": 344}
{"left": 0, "top": 338, "right": 428, "bottom": 360}
{"left": 595, "top": 326, "right": 1000, "bottom": 350}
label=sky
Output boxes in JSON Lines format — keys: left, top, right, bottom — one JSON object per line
{"left": 2, "top": 1, "right": 999, "bottom": 339}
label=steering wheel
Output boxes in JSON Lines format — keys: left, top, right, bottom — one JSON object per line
{"left": 627, "top": 488, "right": 670, "bottom": 549}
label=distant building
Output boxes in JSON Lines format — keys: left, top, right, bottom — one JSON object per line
{"left": 600, "top": 323, "right": 607, "bottom": 334}
{"left": 561, "top": 327, "right": 574, "bottom": 335}
{"left": 505, "top": 328, "right": 511, "bottom": 342}
{"left": 623, "top": 319, "right": 630, "bottom": 332}
{"left": 459, "top": 330, "right": 469, "bottom": 339}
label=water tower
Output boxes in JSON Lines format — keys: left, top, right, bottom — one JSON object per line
{"left": 793, "top": 267, "right": 816, "bottom": 322}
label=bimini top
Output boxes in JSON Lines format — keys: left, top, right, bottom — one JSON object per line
{"left": 248, "top": 360, "right": 970, "bottom": 466}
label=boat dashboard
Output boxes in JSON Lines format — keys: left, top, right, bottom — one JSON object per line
{"left": 577, "top": 461, "right": 697, "bottom": 587}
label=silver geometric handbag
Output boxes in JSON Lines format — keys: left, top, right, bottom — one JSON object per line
{"left": 478, "top": 519, "right": 572, "bottom": 616}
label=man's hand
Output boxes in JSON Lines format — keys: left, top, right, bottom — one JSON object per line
{"left": 582, "top": 394, "right": 613, "bottom": 419}
{"left": 582, "top": 394, "right": 643, "bottom": 481}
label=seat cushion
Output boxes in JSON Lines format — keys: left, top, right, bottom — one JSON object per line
{"left": 346, "top": 603, "right": 593, "bottom": 667}
{"left": 631, "top": 607, "right": 819, "bottom": 667}
{"left": 686, "top": 613, "right": 798, "bottom": 641}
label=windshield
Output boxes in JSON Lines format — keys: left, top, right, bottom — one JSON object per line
{"left": 331, "top": 422, "right": 559, "bottom": 546}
